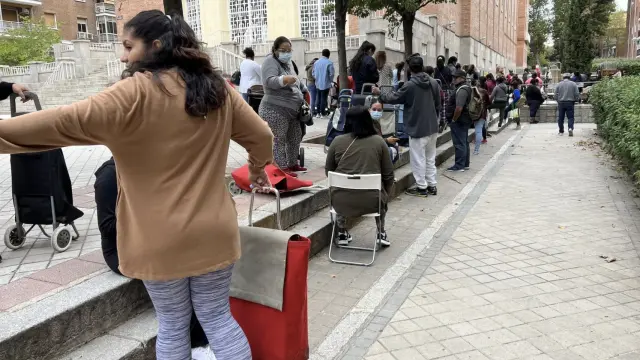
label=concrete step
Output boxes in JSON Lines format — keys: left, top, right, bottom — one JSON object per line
{"left": 0, "top": 112, "right": 508, "bottom": 359}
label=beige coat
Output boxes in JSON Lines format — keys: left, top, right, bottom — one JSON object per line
{"left": 0, "top": 71, "right": 274, "bottom": 281}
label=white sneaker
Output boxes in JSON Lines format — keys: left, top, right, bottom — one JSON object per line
{"left": 337, "top": 231, "right": 353, "bottom": 246}
{"left": 192, "top": 346, "right": 217, "bottom": 360}
{"left": 378, "top": 231, "right": 390, "bottom": 247}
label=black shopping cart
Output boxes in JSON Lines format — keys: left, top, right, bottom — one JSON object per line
{"left": 3, "top": 92, "right": 84, "bottom": 253}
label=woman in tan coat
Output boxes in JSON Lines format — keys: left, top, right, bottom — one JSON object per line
{"left": 0, "top": 10, "right": 273, "bottom": 360}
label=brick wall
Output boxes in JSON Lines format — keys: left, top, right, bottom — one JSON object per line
{"left": 115, "top": 0, "right": 164, "bottom": 39}
{"left": 33, "top": 0, "right": 97, "bottom": 41}
{"left": 348, "top": 14, "right": 359, "bottom": 35}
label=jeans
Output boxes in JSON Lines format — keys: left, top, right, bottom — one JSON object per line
{"left": 489, "top": 101, "right": 508, "bottom": 123}
{"left": 307, "top": 84, "right": 317, "bottom": 115}
{"left": 558, "top": 101, "right": 575, "bottom": 133}
{"left": 473, "top": 119, "right": 485, "bottom": 154}
{"left": 409, "top": 134, "right": 438, "bottom": 189}
{"left": 317, "top": 88, "right": 330, "bottom": 115}
{"left": 241, "top": 93, "right": 249, "bottom": 102}
{"left": 450, "top": 120, "right": 470, "bottom": 169}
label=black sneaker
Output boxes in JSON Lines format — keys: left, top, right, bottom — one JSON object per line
{"left": 498, "top": 120, "right": 503, "bottom": 127}
{"left": 569, "top": 129, "right": 574, "bottom": 137}
{"left": 531, "top": 120, "right": 539, "bottom": 124}
{"left": 337, "top": 231, "right": 353, "bottom": 246}
{"left": 378, "top": 231, "right": 390, "bottom": 247}
{"left": 405, "top": 187, "right": 429, "bottom": 197}
{"left": 447, "top": 166, "right": 464, "bottom": 172}
{"left": 427, "top": 186, "right": 437, "bottom": 195}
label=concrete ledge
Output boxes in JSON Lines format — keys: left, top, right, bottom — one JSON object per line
{"left": 520, "top": 103, "right": 594, "bottom": 123}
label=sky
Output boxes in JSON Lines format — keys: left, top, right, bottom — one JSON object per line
{"left": 616, "top": 0, "right": 628, "bottom": 11}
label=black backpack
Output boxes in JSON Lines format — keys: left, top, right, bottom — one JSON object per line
{"left": 231, "top": 70, "right": 241, "bottom": 86}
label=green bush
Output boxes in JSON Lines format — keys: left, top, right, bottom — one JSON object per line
{"left": 591, "top": 58, "right": 640, "bottom": 76}
{"left": 590, "top": 76, "right": 640, "bottom": 181}
{"left": 0, "top": 17, "right": 61, "bottom": 66}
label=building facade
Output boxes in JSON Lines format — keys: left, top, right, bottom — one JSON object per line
{"left": 626, "top": 0, "right": 640, "bottom": 58}
{"left": 178, "top": 0, "right": 528, "bottom": 71}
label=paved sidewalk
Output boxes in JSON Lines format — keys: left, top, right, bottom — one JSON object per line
{"left": 325, "top": 124, "right": 640, "bottom": 360}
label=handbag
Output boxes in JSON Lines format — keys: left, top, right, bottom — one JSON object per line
{"left": 298, "top": 102, "right": 313, "bottom": 124}
{"left": 230, "top": 188, "right": 311, "bottom": 360}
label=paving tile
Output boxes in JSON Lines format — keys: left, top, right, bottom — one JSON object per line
{"left": 28, "top": 259, "right": 106, "bottom": 285}
{"left": 0, "top": 277, "right": 59, "bottom": 311}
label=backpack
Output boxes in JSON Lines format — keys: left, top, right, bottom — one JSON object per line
{"left": 468, "top": 86, "right": 483, "bottom": 121}
{"left": 231, "top": 70, "right": 241, "bottom": 86}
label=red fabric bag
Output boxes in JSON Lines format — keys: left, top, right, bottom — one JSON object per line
{"left": 231, "top": 164, "right": 313, "bottom": 192}
{"left": 230, "top": 235, "right": 311, "bottom": 360}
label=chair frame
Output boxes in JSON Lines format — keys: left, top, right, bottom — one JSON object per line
{"left": 327, "top": 171, "right": 382, "bottom": 266}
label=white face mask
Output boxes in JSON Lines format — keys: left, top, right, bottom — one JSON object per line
{"left": 370, "top": 110, "right": 383, "bottom": 120}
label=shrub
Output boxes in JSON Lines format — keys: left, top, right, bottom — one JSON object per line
{"left": 591, "top": 58, "right": 640, "bottom": 76}
{"left": 589, "top": 76, "right": 640, "bottom": 182}
{"left": 0, "top": 17, "right": 61, "bottom": 66}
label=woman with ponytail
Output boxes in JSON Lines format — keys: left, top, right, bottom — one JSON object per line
{"left": 0, "top": 10, "right": 273, "bottom": 360}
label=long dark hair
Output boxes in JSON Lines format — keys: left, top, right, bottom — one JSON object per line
{"left": 344, "top": 106, "right": 377, "bottom": 139}
{"left": 349, "top": 41, "right": 376, "bottom": 74}
{"left": 123, "top": 10, "right": 226, "bottom": 117}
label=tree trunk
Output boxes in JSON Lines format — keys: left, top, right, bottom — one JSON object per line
{"left": 163, "top": 0, "right": 183, "bottom": 15}
{"left": 335, "top": 1, "right": 349, "bottom": 91}
{"left": 402, "top": 13, "right": 415, "bottom": 59}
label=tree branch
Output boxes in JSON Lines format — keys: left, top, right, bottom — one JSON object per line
{"left": 418, "top": 0, "right": 434, "bottom": 10}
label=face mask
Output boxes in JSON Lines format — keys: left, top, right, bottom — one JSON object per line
{"left": 370, "top": 110, "right": 383, "bottom": 120}
{"left": 278, "top": 52, "right": 292, "bottom": 64}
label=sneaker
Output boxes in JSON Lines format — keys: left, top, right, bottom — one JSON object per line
{"left": 427, "top": 186, "right": 438, "bottom": 196}
{"left": 473, "top": 151, "right": 480, "bottom": 155}
{"left": 337, "top": 231, "right": 353, "bottom": 246}
{"left": 405, "top": 187, "right": 429, "bottom": 197}
{"left": 192, "top": 346, "right": 216, "bottom": 360}
{"left": 481, "top": 139, "right": 488, "bottom": 144}
{"left": 498, "top": 120, "right": 503, "bottom": 127}
{"left": 516, "top": 124, "right": 522, "bottom": 130}
{"left": 558, "top": 132, "right": 564, "bottom": 136}
{"left": 464, "top": 166, "right": 470, "bottom": 170}
{"left": 531, "top": 120, "right": 539, "bottom": 124}
{"left": 289, "top": 164, "right": 308, "bottom": 172}
{"left": 378, "top": 231, "right": 390, "bottom": 247}
{"left": 447, "top": 166, "right": 464, "bottom": 172}
{"left": 569, "top": 129, "right": 574, "bottom": 137}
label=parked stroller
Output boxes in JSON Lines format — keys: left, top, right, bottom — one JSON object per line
{"left": 325, "top": 89, "right": 354, "bottom": 153}
{"left": 247, "top": 84, "right": 264, "bottom": 114}
{"left": 3, "top": 92, "right": 84, "bottom": 253}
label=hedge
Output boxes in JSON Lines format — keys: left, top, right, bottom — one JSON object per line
{"left": 589, "top": 76, "right": 640, "bottom": 182}
{"left": 591, "top": 58, "right": 640, "bottom": 76}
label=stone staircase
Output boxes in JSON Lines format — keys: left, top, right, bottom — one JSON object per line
{"left": 0, "top": 109, "right": 515, "bottom": 359}
{"left": 0, "top": 71, "right": 113, "bottom": 115}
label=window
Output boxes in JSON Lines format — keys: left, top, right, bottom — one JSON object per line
{"left": 77, "top": 18, "right": 87, "bottom": 33}
{"left": 300, "top": 0, "right": 336, "bottom": 39}
{"left": 43, "top": 13, "right": 56, "bottom": 28}
{"left": 1, "top": 8, "right": 18, "bottom": 23}
{"left": 229, "top": 0, "right": 268, "bottom": 44}
{"left": 185, "top": 0, "right": 202, "bottom": 39}
{"left": 98, "top": 20, "right": 117, "bottom": 34}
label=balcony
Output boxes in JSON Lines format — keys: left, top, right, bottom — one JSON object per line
{"left": 0, "top": 20, "right": 26, "bottom": 32}
{"left": 98, "top": 33, "right": 117, "bottom": 42}
{"left": 95, "top": 2, "right": 116, "bottom": 16}
{"left": 77, "top": 32, "right": 94, "bottom": 40}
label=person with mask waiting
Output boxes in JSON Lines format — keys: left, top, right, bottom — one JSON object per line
{"left": 369, "top": 99, "right": 399, "bottom": 164}
{"left": 94, "top": 158, "right": 215, "bottom": 360}
{"left": 259, "top": 36, "right": 309, "bottom": 177}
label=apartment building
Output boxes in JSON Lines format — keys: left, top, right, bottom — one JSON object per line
{"left": 0, "top": 0, "right": 117, "bottom": 42}
{"left": 175, "top": 0, "right": 528, "bottom": 71}
{"left": 626, "top": 0, "right": 640, "bottom": 58}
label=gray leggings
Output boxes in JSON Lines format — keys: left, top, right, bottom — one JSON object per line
{"left": 143, "top": 264, "right": 251, "bottom": 360}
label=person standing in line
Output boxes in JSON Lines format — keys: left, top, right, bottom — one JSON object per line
{"left": 525, "top": 78, "right": 545, "bottom": 124}
{"left": 239, "top": 47, "right": 262, "bottom": 102}
{"left": 374, "top": 51, "right": 393, "bottom": 97}
{"left": 373, "top": 56, "right": 441, "bottom": 198}
{"left": 473, "top": 77, "right": 491, "bottom": 155}
{"left": 446, "top": 70, "right": 472, "bottom": 172}
{"left": 260, "top": 36, "right": 309, "bottom": 176}
{"left": 392, "top": 61, "right": 404, "bottom": 90}
{"left": 435, "top": 55, "right": 452, "bottom": 133}
{"left": 489, "top": 76, "right": 509, "bottom": 127}
{"left": 349, "top": 41, "right": 379, "bottom": 94}
{"left": 305, "top": 58, "right": 319, "bottom": 116}
{"left": 0, "top": 11, "right": 274, "bottom": 360}
{"left": 554, "top": 74, "right": 580, "bottom": 137}
{"left": 312, "top": 49, "right": 334, "bottom": 117}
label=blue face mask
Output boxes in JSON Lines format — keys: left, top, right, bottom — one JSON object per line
{"left": 277, "top": 52, "right": 292, "bottom": 64}
{"left": 370, "top": 110, "right": 383, "bottom": 120}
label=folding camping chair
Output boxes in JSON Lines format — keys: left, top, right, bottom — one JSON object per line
{"left": 327, "top": 172, "right": 382, "bottom": 266}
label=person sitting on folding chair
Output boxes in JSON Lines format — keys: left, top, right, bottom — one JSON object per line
{"left": 325, "top": 106, "right": 395, "bottom": 247}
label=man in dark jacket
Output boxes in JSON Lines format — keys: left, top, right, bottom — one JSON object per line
{"left": 446, "top": 70, "right": 473, "bottom": 172}
{"left": 94, "top": 158, "right": 212, "bottom": 357}
{"left": 373, "top": 56, "right": 441, "bottom": 198}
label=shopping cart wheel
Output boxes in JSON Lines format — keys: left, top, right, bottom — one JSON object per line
{"left": 228, "top": 181, "right": 243, "bottom": 195}
{"left": 51, "top": 226, "right": 72, "bottom": 253}
{"left": 299, "top": 147, "right": 305, "bottom": 168}
{"left": 4, "top": 225, "right": 26, "bottom": 250}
